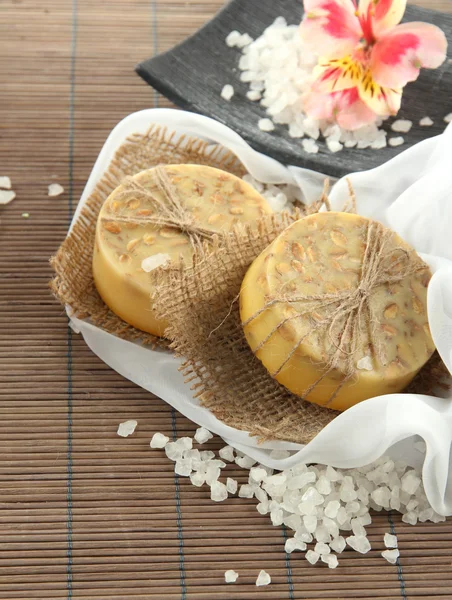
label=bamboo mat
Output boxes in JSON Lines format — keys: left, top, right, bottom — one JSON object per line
{"left": 1, "top": 1, "right": 451, "bottom": 599}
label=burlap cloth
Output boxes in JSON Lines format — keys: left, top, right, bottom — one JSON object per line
{"left": 50, "top": 125, "right": 447, "bottom": 445}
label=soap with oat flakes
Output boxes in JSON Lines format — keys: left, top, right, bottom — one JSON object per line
{"left": 240, "top": 212, "right": 435, "bottom": 411}
{"left": 93, "top": 164, "right": 271, "bottom": 336}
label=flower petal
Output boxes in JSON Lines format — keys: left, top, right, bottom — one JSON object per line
{"left": 358, "top": 69, "right": 402, "bottom": 116}
{"left": 359, "top": 0, "right": 406, "bottom": 35}
{"left": 300, "top": 0, "right": 362, "bottom": 58}
{"left": 371, "top": 22, "right": 448, "bottom": 88}
{"left": 304, "top": 88, "right": 378, "bottom": 130}
{"left": 312, "top": 56, "right": 364, "bottom": 94}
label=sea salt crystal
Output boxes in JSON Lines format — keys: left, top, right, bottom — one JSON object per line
{"left": 206, "top": 464, "right": 221, "bottom": 485}
{"left": 346, "top": 535, "right": 371, "bottom": 554}
{"left": 0, "top": 190, "right": 16, "bottom": 205}
{"left": 324, "top": 500, "right": 340, "bottom": 519}
{"left": 419, "top": 508, "right": 434, "bottom": 522}
{"left": 247, "top": 90, "right": 261, "bottom": 101}
{"left": 371, "top": 486, "right": 391, "bottom": 508}
{"left": 142, "top": 253, "right": 171, "bottom": 272}
{"left": 236, "top": 33, "right": 253, "bottom": 48}
{"left": 255, "top": 487, "right": 268, "bottom": 504}
{"left": 219, "top": 446, "right": 235, "bottom": 462}
{"left": 117, "top": 420, "right": 137, "bottom": 438}
{"left": 288, "top": 472, "right": 316, "bottom": 489}
{"left": 326, "top": 466, "right": 341, "bottom": 482}
{"left": 419, "top": 116, "right": 434, "bottom": 126}
{"left": 384, "top": 533, "right": 398, "bottom": 548}
{"left": 351, "top": 518, "right": 366, "bottom": 537}
{"left": 221, "top": 84, "right": 235, "bottom": 101}
{"left": 382, "top": 549, "right": 400, "bottom": 564}
{"left": 226, "top": 478, "right": 238, "bottom": 494}
{"left": 402, "top": 511, "right": 418, "bottom": 525}
{"left": 401, "top": 471, "right": 421, "bottom": 495}
{"left": 210, "top": 481, "right": 228, "bottom": 502}
{"left": 257, "top": 501, "right": 269, "bottom": 515}
{"left": 0, "top": 176, "right": 12, "bottom": 189}
{"left": 270, "top": 507, "right": 284, "bottom": 526}
{"left": 316, "top": 476, "right": 332, "bottom": 496}
{"left": 239, "top": 484, "right": 257, "bottom": 499}
{"left": 302, "top": 487, "right": 324, "bottom": 506}
{"left": 285, "top": 538, "right": 307, "bottom": 553}
{"left": 225, "top": 569, "right": 239, "bottom": 583}
{"left": 150, "top": 432, "right": 169, "bottom": 448}
{"left": 48, "top": 183, "right": 65, "bottom": 197}
{"left": 199, "top": 450, "right": 214, "bottom": 461}
{"left": 326, "top": 139, "right": 343, "bottom": 153}
{"left": 258, "top": 118, "right": 275, "bottom": 132}
{"left": 302, "top": 138, "right": 319, "bottom": 154}
{"left": 314, "top": 542, "right": 330, "bottom": 556}
{"left": 194, "top": 427, "right": 213, "bottom": 444}
{"left": 444, "top": 112, "right": 452, "bottom": 123}
{"left": 322, "top": 554, "right": 339, "bottom": 569}
{"left": 190, "top": 471, "right": 205, "bottom": 487}
{"left": 303, "top": 515, "right": 317, "bottom": 533}
{"left": 226, "top": 30, "right": 241, "bottom": 47}
{"left": 165, "top": 442, "right": 183, "bottom": 461}
{"left": 256, "top": 570, "right": 271, "bottom": 587}
{"left": 314, "top": 525, "right": 331, "bottom": 543}
{"left": 305, "top": 550, "right": 320, "bottom": 565}
{"left": 235, "top": 454, "right": 256, "bottom": 469}
{"left": 249, "top": 467, "right": 268, "bottom": 484}
{"left": 389, "top": 136, "right": 405, "bottom": 147}
{"left": 323, "top": 517, "right": 339, "bottom": 539}
{"left": 330, "top": 536, "right": 346, "bottom": 554}
{"left": 336, "top": 506, "right": 349, "bottom": 526}
{"left": 391, "top": 119, "right": 412, "bottom": 133}
{"left": 175, "top": 459, "right": 192, "bottom": 477}
{"left": 284, "top": 514, "right": 302, "bottom": 531}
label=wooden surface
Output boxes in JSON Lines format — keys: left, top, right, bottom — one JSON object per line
{"left": 1, "top": 1, "right": 451, "bottom": 599}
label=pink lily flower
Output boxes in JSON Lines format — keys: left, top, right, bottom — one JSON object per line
{"left": 300, "top": 0, "right": 447, "bottom": 129}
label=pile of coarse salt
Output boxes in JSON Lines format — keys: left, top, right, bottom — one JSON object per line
{"left": 150, "top": 428, "right": 445, "bottom": 570}
{"left": 224, "top": 18, "right": 452, "bottom": 154}
{"left": 242, "top": 173, "right": 303, "bottom": 212}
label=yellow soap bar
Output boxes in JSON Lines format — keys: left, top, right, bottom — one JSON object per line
{"left": 240, "top": 212, "right": 435, "bottom": 411}
{"left": 93, "top": 164, "right": 271, "bottom": 337}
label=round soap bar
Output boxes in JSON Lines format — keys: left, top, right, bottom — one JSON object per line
{"left": 93, "top": 164, "right": 271, "bottom": 337}
{"left": 240, "top": 212, "right": 435, "bottom": 411}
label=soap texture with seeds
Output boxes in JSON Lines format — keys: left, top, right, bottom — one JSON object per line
{"left": 93, "top": 164, "right": 271, "bottom": 336}
{"left": 240, "top": 212, "right": 435, "bottom": 411}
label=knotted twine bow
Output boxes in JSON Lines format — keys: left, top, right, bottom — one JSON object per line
{"left": 242, "top": 220, "right": 429, "bottom": 406}
{"left": 101, "top": 165, "right": 216, "bottom": 249}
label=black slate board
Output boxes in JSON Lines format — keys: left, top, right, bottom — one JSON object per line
{"left": 136, "top": 0, "right": 452, "bottom": 178}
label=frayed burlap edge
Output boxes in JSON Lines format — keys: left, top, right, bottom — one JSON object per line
{"left": 49, "top": 124, "right": 248, "bottom": 347}
{"left": 152, "top": 212, "right": 340, "bottom": 445}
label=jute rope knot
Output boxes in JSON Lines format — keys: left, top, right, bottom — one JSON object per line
{"left": 101, "top": 165, "right": 216, "bottom": 248}
{"left": 243, "top": 220, "right": 429, "bottom": 406}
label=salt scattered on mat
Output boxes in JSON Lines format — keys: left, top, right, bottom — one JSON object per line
{"left": 194, "top": 426, "right": 213, "bottom": 444}
{"left": 224, "top": 569, "right": 239, "bottom": 583}
{"left": 48, "top": 183, "right": 65, "bottom": 197}
{"left": 226, "top": 477, "right": 238, "bottom": 494}
{"left": 391, "top": 119, "right": 412, "bottom": 133}
{"left": 221, "top": 84, "right": 234, "bottom": 101}
{"left": 150, "top": 432, "right": 169, "bottom": 448}
{"left": 389, "top": 137, "right": 405, "bottom": 147}
{"left": 256, "top": 569, "right": 271, "bottom": 586}
{"left": 211, "top": 481, "right": 228, "bottom": 502}
{"left": 117, "top": 419, "right": 137, "bottom": 437}
{"left": 419, "top": 116, "right": 434, "bottom": 127}
{"left": 0, "top": 190, "right": 16, "bottom": 205}
{"left": 384, "top": 533, "right": 398, "bottom": 548}
{"left": 306, "top": 549, "right": 320, "bottom": 564}
{"left": 219, "top": 445, "right": 235, "bottom": 462}
{"left": 382, "top": 548, "right": 400, "bottom": 564}
{"left": 0, "top": 176, "right": 12, "bottom": 189}
{"left": 141, "top": 253, "right": 170, "bottom": 272}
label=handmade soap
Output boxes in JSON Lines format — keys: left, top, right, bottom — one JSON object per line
{"left": 93, "top": 164, "right": 271, "bottom": 336}
{"left": 240, "top": 212, "right": 435, "bottom": 411}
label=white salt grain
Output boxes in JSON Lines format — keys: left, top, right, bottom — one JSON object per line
{"left": 401, "top": 471, "right": 421, "bottom": 495}
{"left": 302, "top": 138, "right": 319, "bottom": 154}
{"left": 325, "top": 500, "right": 340, "bottom": 519}
{"left": 250, "top": 467, "right": 268, "bottom": 484}
{"left": 391, "top": 119, "right": 412, "bottom": 133}
{"left": 0, "top": 190, "right": 16, "bottom": 205}
{"left": 150, "top": 432, "right": 169, "bottom": 448}
{"left": 219, "top": 446, "right": 235, "bottom": 462}
{"left": 444, "top": 112, "right": 452, "bottom": 123}
{"left": 226, "top": 477, "right": 238, "bottom": 494}
{"left": 285, "top": 538, "right": 307, "bottom": 553}
{"left": 175, "top": 459, "right": 192, "bottom": 477}
{"left": 117, "top": 420, "right": 137, "bottom": 438}
{"left": 305, "top": 550, "right": 320, "bottom": 565}
{"left": 236, "top": 33, "right": 253, "bottom": 48}
{"left": 346, "top": 535, "right": 371, "bottom": 554}
{"left": 314, "top": 542, "right": 330, "bottom": 556}
{"left": 239, "top": 484, "right": 257, "bottom": 499}
{"left": 194, "top": 427, "right": 213, "bottom": 445}
{"left": 384, "top": 533, "right": 398, "bottom": 548}
{"left": 226, "top": 30, "right": 241, "bottom": 47}
{"left": 382, "top": 549, "right": 400, "bottom": 564}
{"left": 211, "top": 481, "right": 228, "bottom": 502}
{"left": 141, "top": 253, "right": 171, "bottom": 272}
{"left": 330, "top": 536, "right": 346, "bottom": 554}
{"left": 247, "top": 90, "right": 261, "bottom": 101}
{"left": 322, "top": 554, "right": 339, "bottom": 569}
{"left": 389, "top": 136, "right": 405, "bottom": 147}
{"left": 419, "top": 116, "right": 434, "bottom": 127}
{"left": 190, "top": 471, "right": 205, "bottom": 487}
{"left": 221, "top": 84, "right": 235, "bottom": 101}
{"left": 48, "top": 183, "right": 65, "bottom": 197}
{"left": 235, "top": 454, "right": 256, "bottom": 469}
{"left": 225, "top": 569, "right": 239, "bottom": 583}
{"left": 258, "top": 118, "right": 275, "bottom": 132}
{"left": 0, "top": 176, "right": 12, "bottom": 189}
{"left": 256, "top": 570, "right": 271, "bottom": 587}
{"left": 326, "top": 139, "right": 343, "bottom": 153}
